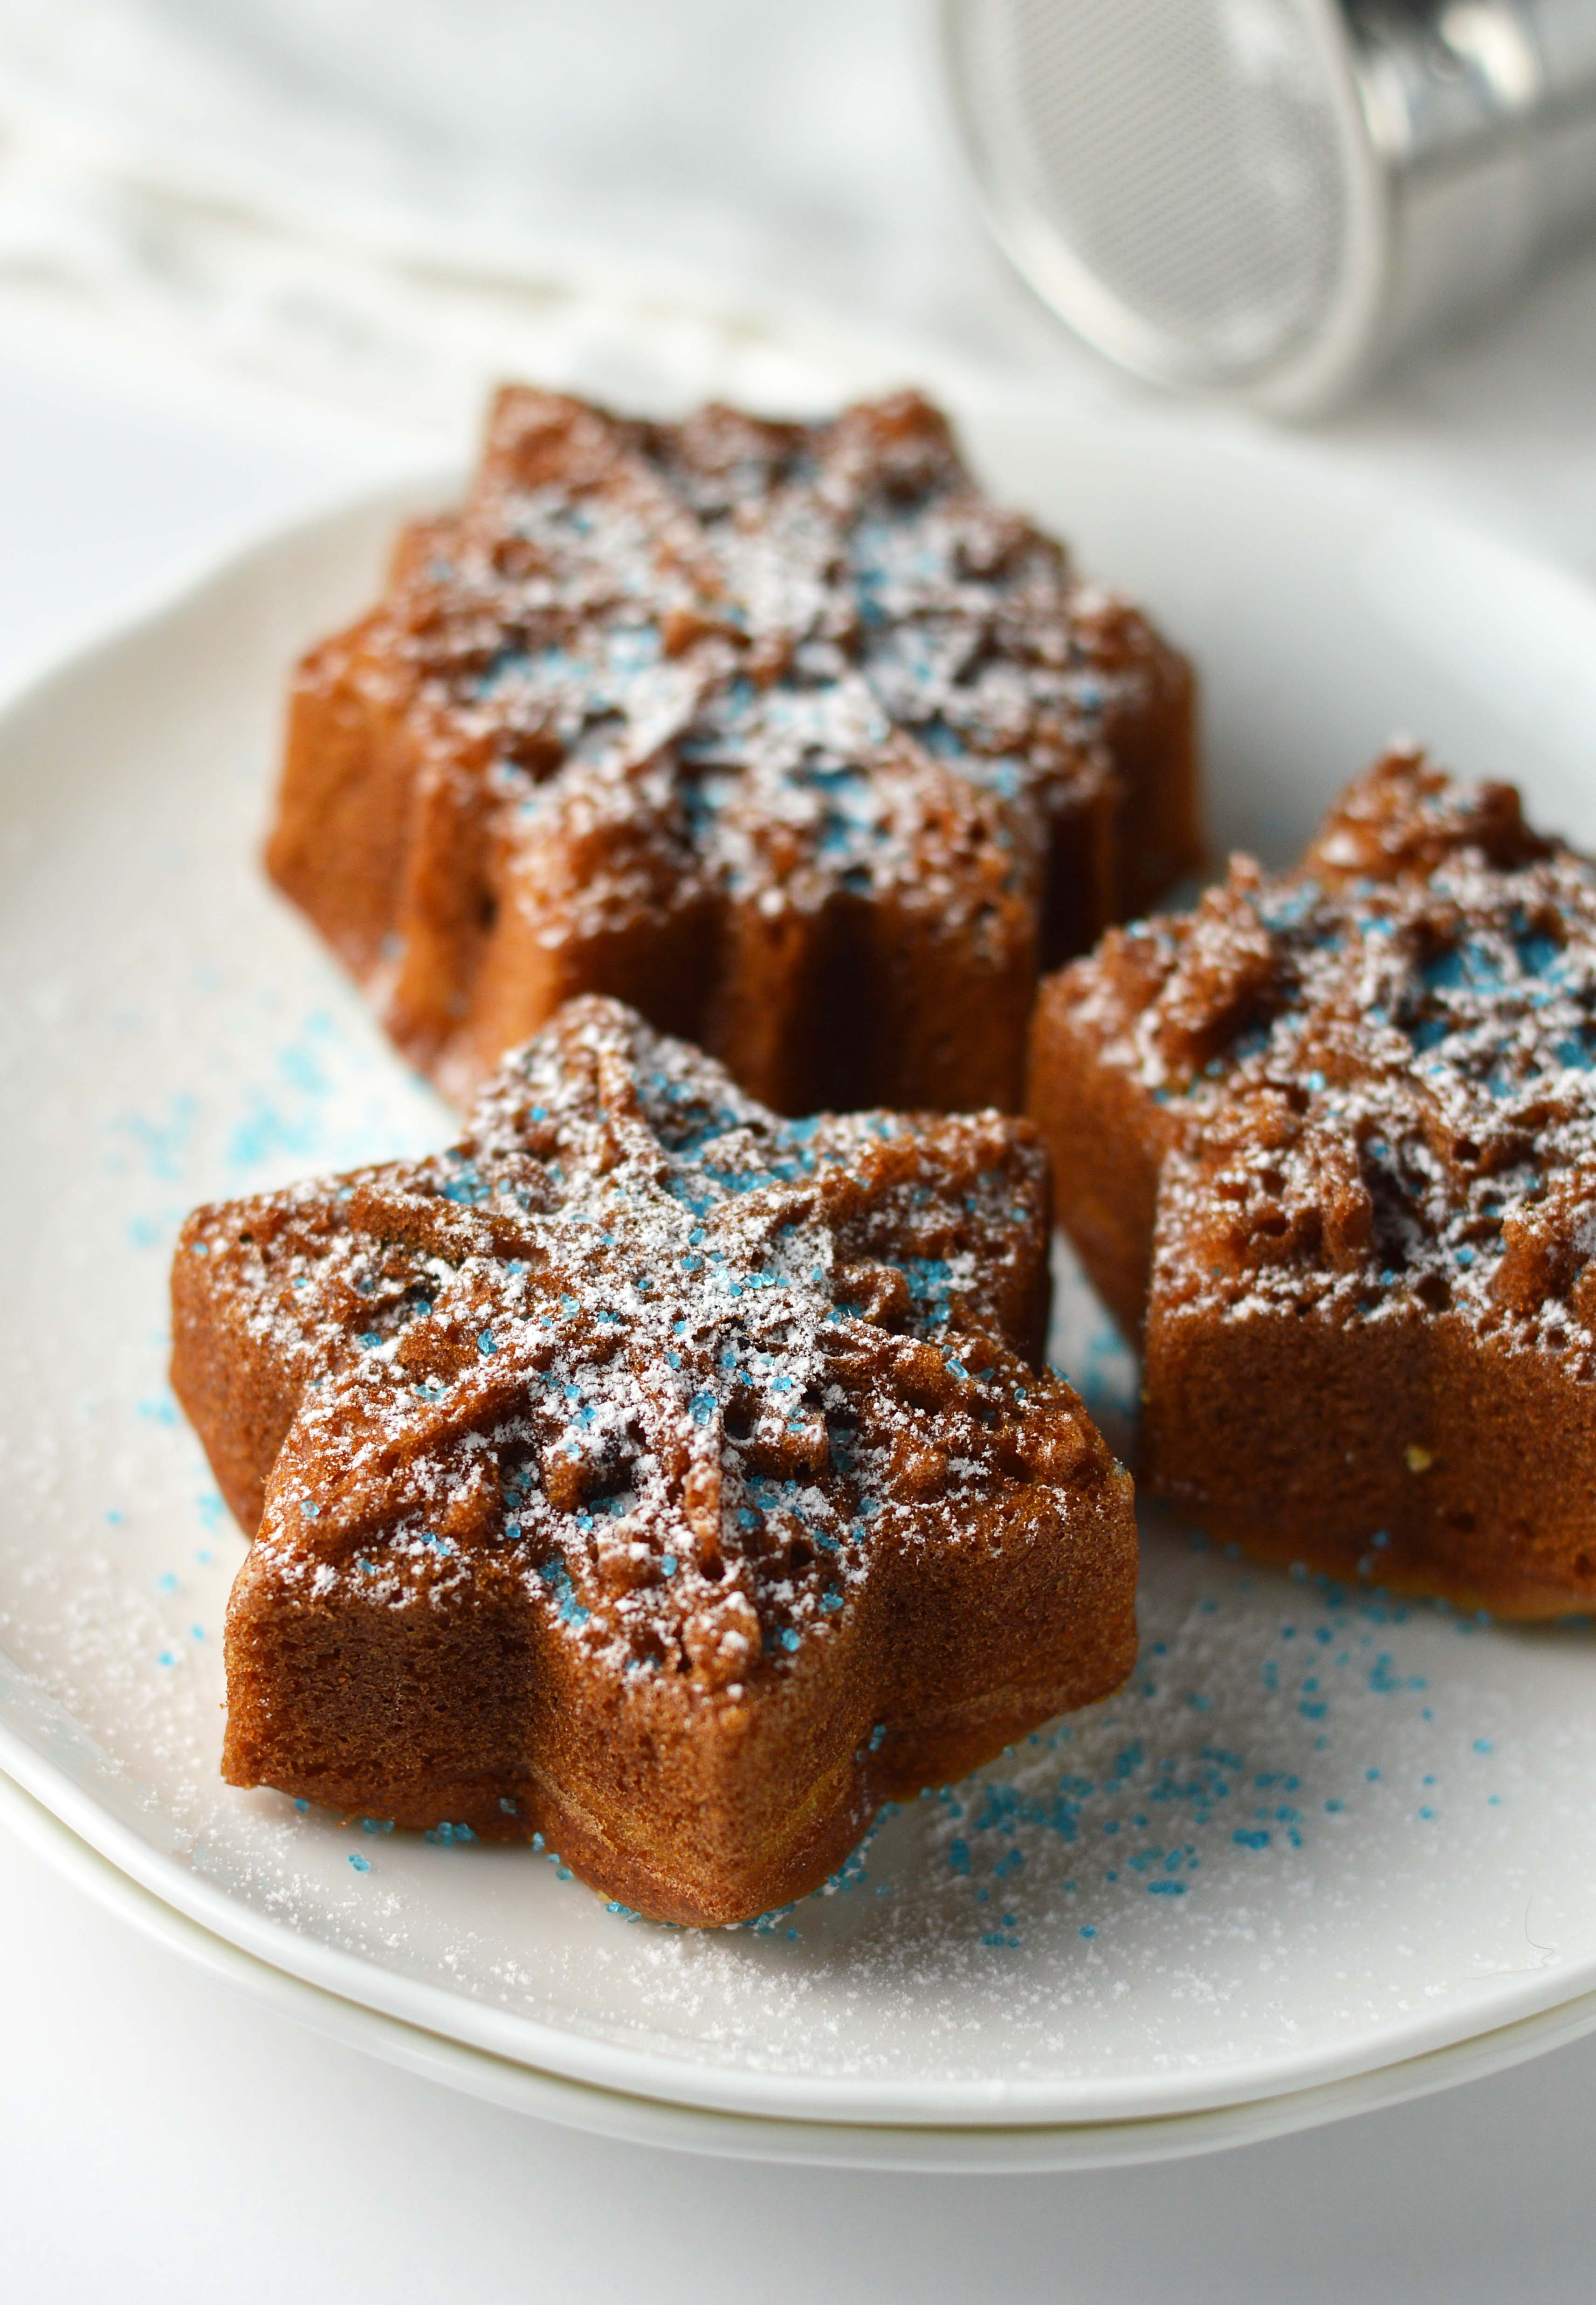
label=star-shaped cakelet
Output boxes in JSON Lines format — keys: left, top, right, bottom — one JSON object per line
{"left": 1031, "top": 747, "right": 1596, "bottom": 1617}
{"left": 268, "top": 385, "right": 1197, "bottom": 1116}
{"left": 173, "top": 998, "right": 1136, "bottom": 1923}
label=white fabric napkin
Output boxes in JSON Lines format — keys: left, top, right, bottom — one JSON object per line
{"left": 0, "top": 0, "right": 1034, "bottom": 432}
{"left": 0, "top": 0, "right": 1591, "bottom": 577}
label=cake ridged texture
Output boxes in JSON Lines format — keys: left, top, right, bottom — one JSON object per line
{"left": 1029, "top": 746, "right": 1596, "bottom": 1616}
{"left": 268, "top": 385, "right": 1198, "bottom": 1115}
{"left": 172, "top": 996, "right": 1138, "bottom": 1924}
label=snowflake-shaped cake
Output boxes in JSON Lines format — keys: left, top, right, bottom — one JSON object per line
{"left": 268, "top": 386, "right": 1197, "bottom": 1114}
{"left": 1030, "top": 746, "right": 1596, "bottom": 1615}
{"left": 172, "top": 997, "right": 1136, "bottom": 1922}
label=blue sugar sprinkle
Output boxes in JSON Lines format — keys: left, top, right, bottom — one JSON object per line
{"left": 156, "top": 1571, "right": 178, "bottom": 1593}
{"left": 1259, "top": 882, "right": 1321, "bottom": 932}
{"left": 1080, "top": 1925, "right": 1096, "bottom": 1939}
{"left": 1516, "top": 930, "right": 1561, "bottom": 975}
{"left": 349, "top": 1854, "right": 371, "bottom": 1873}
{"left": 1422, "top": 941, "right": 1500, "bottom": 995}
{"left": 1234, "top": 1829, "right": 1270, "bottom": 1850}
{"left": 478, "top": 1330, "right": 498, "bottom": 1355}
{"left": 295, "top": 1798, "right": 310, "bottom": 1814}
{"left": 539, "top": 1557, "right": 591, "bottom": 1628}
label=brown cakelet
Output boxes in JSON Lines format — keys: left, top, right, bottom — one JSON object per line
{"left": 172, "top": 996, "right": 1137, "bottom": 1925}
{"left": 1027, "top": 744, "right": 1596, "bottom": 1616}
{"left": 268, "top": 385, "right": 1198, "bottom": 1116}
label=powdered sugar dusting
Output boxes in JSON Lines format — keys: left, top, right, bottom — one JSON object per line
{"left": 195, "top": 996, "right": 1092, "bottom": 1686}
{"left": 1080, "top": 749, "right": 1596, "bottom": 1356}
{"left": 392, "top": 388, "right": 1139, "bottom": 942}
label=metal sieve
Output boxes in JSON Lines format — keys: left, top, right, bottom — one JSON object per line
{"left": 936, "top": 0, "right": 1596, "bottom": 411}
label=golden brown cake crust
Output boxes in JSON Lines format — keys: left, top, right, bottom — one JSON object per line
{"left": 1028, "top": 746, "right": 1596, "bottom": 1617}
{"left": 172, "top": 996, "right": 1137, "bottom": 1923}
{"left": 267, "top": 386, "right": 1198, "bottom": 1116}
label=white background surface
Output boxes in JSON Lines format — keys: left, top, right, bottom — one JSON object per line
{"left": 3, "top": 2, "right": 1596, "bottom": 2292}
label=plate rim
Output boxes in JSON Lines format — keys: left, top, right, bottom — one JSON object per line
{"left": 9, "top": 1760, "right": 1596, "bottom": 2174}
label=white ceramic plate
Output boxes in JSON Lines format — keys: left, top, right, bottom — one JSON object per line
{"left": 5, "top": 396, "right": 1596, "bottom": 2146}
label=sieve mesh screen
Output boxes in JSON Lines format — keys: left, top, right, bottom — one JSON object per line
{"left": 971, "top": 0, "right": 1352, "bottom": 379}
